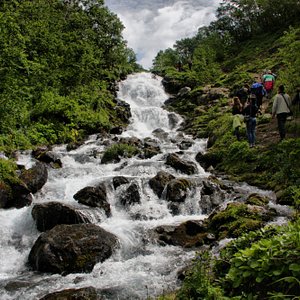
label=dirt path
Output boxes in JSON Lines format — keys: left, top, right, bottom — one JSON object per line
{"left": 256, "top": 97, "right": 300, "bottom": 148}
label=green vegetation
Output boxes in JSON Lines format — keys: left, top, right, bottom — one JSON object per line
{"left": 177, "top": 220, "right": 300, "bottom": 300}
{"left": 153, "top": 0, "right": 300, "bottom": 299}
{"left": 0, "top": 0, "right": 141, "bottom": 154}
{"left": 101, "top": 143, "right": 139, "bottom": 164}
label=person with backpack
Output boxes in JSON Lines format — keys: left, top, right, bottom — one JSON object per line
{"left": 272, "top": 85, "right": 292, "bottom": 141}
{"left": 250, "top": 79, "right": 265, "bottom": 109}
{"left": 236, "top": 84, "right": 250, "bottom": 105}
{"left": 243, "top": 94, "right": 259, "bottom": 147}
{"left": 262, "top": 70, "right": 276, "bottom": 98}
{"left": 232, "top": 97, "right": 243, "bottom": 140}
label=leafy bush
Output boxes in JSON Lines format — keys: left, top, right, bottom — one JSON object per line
{"left": 224, "top": 220, "right": 300, "bottom": 299}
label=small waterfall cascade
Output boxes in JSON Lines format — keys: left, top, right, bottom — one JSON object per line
{"left": 0, "top": 72, "right": 282, "bottom": 300}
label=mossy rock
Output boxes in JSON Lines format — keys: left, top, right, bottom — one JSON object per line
{"left": 207, "top": 202, "right": 275, "bottom": 239}
{"left": 245, "top": 193, "right": 270, "bottom": 206}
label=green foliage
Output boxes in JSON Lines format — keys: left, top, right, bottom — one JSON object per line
{"left": 276, "top": 27, "right": 300, "bottom": 91}
{"left": 0, "top": 158, "right": 19, "bottom": 185}
{"left": 225, "top": 219, "right": 300, "bottom": 299}
{"left": 0, "top": 0, "right": 138, "bottom": 151}
{"left": 177, "top": 221, "right": 300, "bottom": 300}
{"left": 176, "top": 251, "right": 231, "bottom": 300}
{"left": 101, "top": 143, "right": 139, "bottom": 164}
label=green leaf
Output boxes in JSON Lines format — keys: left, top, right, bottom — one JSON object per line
{"left": 289, "top": 264, "right": 300, "bottom": 272}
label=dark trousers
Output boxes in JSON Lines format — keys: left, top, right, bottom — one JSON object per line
{"left": 246, "top": 117, "right": 256, "bottom": 145}
{"left": 277, "top": 113, "right": 288, "bottom": 140}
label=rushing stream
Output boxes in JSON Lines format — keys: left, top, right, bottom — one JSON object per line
{"left": 0, "top": 72, "right": 282, "bottom": 300}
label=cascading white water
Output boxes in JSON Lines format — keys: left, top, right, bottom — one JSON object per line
{"left": 0, "top": 72, "right": 209, "bottom": 300}
{"left": 0, "top": 72, "right": 282, "bottom": 300}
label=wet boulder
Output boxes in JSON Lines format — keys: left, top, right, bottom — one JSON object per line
{"left": 19, "top": 162, "right": 48, "bottom": 194}
{"left": 195, "top": 151, "right": 220, "bottom": 170}
{"left": 73, "top": 183, "right": 111, "bottom": 217}
{"left": 200, "top": 179, "right": 226, "bottom": 214}
{"left": 114, "top": 99, "right": 131, "bottom": 124}
{"left": 152, "top": 128, "right": 168, "bottom": 141}
{"left": 31, "top": 202, "right": 90, "bottom": 232}
{"left": 139, "top": 139, "right": 161, "bottom": 159}
{"left": 113, "top": 176, "right": 130, "bottom": 189}
{"left": 39, "top": 287, "right": 100, "bottom": 300}
{"left": 32, "top": 148, "right": 62, "bottom": 169}
{"left": 28, "top": 224, "right": 118, "bottom": 274}
{"left": 166, "top": 178, "right": 192, "bottom": 203}
{"left": 149, "top": 171, "right": 175, "bottom": 198}
{"left": 166, "top": 153, "right": 197, "bottom": 175}
{"left": 3, "top": 181, "right": 33, "bottom": 209}
{"left": 151, "top": 220, "right": 214, "bottom": 248}
{"left": 168, "top": 113, "right": 180, "bottom": 129}
{"left": 178, "top": 139, "right": 194, "bottom": 150}
{"left": 119, "top": 183, "right": 140, "bottom": 207}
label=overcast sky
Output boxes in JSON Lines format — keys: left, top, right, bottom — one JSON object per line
{"left": 105, "top": 0, "right": 221, "bottom": 69}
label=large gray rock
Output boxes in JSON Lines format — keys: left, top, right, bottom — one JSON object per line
{"left": 112, "top": 176, "right": 130, "bottom": 189}
{"left": 32, "top": 148, "right": 62, "bottom": 169}
{"left": 31, "top": 202, "right": 90, "bottom": 232}
{"left": 149, "top": 171, "right": 175, "bottom": 198}
{"left": 28, "top": 224, "right": 118, "bottom": 274}
{"left": 19, "top": 162, "right": 48, "bottom": 194}
{"left": 166, "top": 153, "right": 197, "bottom": 175}
{"left": 151, "top": 220, "right": 214, "bottom": 248}
{"left": 119, "top": 183, "right": 141, "bottom": 207}
{"left": 166, "top": 178, "right": 192, "bottom": 203}
{"left": 73, "top": 183, "right": 111, "bottom": 217}
{"left": 3, "top": 181, "right": 33, "bottom": 209}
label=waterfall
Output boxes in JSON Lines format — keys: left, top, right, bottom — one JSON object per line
{"left": 0, "top": 72, "right": 279, "bottom": 300}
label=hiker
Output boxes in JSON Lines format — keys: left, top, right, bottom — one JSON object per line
{"left": 232, "top": 97, "right": 243, "bottom": 141}
{"left": 262, "top": 70, "right": 275, "bottom": 98}
{"left": 272, "top": 85, "right": 292, "bottom": 141}
{"left": 250, "top": 79, "right": 265, "bottom": 109}
{"left": 236, "top": 84, "right": 250, "bottom": 105}
{"left": 243, "top": 94, "right": 259, "bottom": 147}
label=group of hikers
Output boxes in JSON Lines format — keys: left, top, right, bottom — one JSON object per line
{"left": 232, "top": 70, "right": 299, "bottom": 147}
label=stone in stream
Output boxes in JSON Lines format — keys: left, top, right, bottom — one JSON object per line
{"left": 149, "top": 171, "right": 175, "bottom": 198}
{"left": 166, "top": 153, "right": 197, "bottom": 175}
{"left": 28, "top": 224, "right": 118, "bottom": 275}
{"left": 31, "top": 202, "right": 90, "bottom": 232}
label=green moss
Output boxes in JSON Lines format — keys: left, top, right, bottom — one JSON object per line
{"left": 208, "top": 203, "right": 270, "bottom": 239}
{"left": 0, "top": 159, "right": 20, "bottom": 185}
{"left": 101, "top": 143, "right": 139, "bottom": 164}
{"left": 246, "top": 194, "right": 270, "bottom": 206}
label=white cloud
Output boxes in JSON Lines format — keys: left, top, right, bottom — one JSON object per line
{"left": 106, "top": 0, "right": 222, "bottom": 69}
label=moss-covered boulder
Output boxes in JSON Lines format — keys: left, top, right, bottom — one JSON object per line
{"left": 245, "top": 193, "right": 270, "bottom": 206}
{"left": 152, "top": 220, "right": 215, "bottom": 248}
{"left": 207, "top": 202, "right": 277, "bottom": 240}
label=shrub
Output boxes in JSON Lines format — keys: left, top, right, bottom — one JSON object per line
{"left": 224, "top": 220, "right": 300, "bottom": 299}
